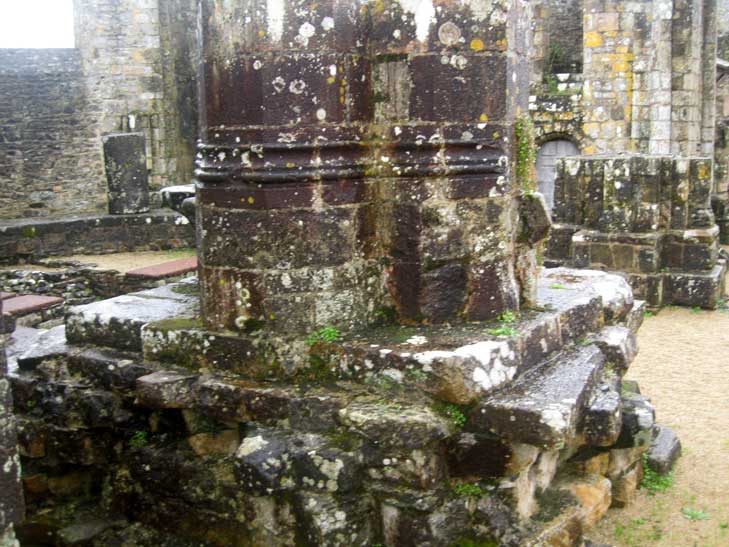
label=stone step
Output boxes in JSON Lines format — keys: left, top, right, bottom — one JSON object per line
{"left": 125, "top": 257, "right": 198, "bottom": 280}
{"left": 65, "top": 280, "right": 199, "bottom": 352}
{"left": 472, "top": 345, "right": 606, "bottom": 450}
{"left": 1, "top": 291, "right": 15, "bottom": 300}
{"left": 17, "top": 325, "right": 70, "bottom": 371}
{"left": 2, "top": 295, "right": 64, "bottom": 317}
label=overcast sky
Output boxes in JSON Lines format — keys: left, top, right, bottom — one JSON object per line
{"left": 0, "top": 0, "right": 75, "bottom": 48}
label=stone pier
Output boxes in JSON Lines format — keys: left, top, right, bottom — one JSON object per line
{"left": 195, "top": 0, "right": 536, "bottom": 344}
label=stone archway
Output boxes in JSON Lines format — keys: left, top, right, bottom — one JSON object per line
{"left": 536, "top": 139, "right": 579, "bottom": 210}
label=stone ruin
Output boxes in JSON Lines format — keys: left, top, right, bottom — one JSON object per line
{"left": 546, "top": 155, "right": 726, "bottom": 308}
{"left": 0, "top": 1, "right": 687, "bottom": 546}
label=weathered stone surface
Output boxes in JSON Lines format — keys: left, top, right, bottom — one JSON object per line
{"left": 474, "top": 345, "right": 605, "bottom": 449}
{"left": 17, "top": 326, "right": 69, "bottom": 371}
{"left": 338, "top": 400, "right": 451, "bottom": 451}
{"left": 616, "top": 393, "right": 655, "bottom": 448}
{"left": 135, "top": 371, "right": 197, "bottom": 409}
{"left": 583, "top": 376, "right": 623, "bottom": 447}
{"left": 611, "top": 461, "right": 642, "bottom": 508}
{"left": 519, "top": 192, "right": 553, "bottom": 245}
{"left": 234, "top": 429, "right": 295, "bottom": 494}
{"left": 188, "top": 430, "right": 240, "bottom": 457}
{"left": 592, "top": 326, "right": 638, "bottom": 374}
{"left": 68, "top": 348, "right": 153, "bottom": 391}
{"left": 0, "top": 298, "right": 24, "bottom": 543}
{"left": 646, "top": 425, "right": 682, "bottom": 474}
{"left": 66, "top": 281, "right": 198, "bottom": 351}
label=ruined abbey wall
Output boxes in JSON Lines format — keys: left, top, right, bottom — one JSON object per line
{"left": 0, "top": 0, "right": 199, "bottom": 220}
{"left": 529, "top": 0, "right": 719, "bottom": 158}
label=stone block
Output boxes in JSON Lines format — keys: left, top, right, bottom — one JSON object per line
{"left": 646, "top": 425, "right": 681, "bottom": 474}
{"left": 136, "top": 371, "right": 197, "bottom": 409}
{"left": 473, "top": 345, "right": 605, "bottom": 449}
{"left": 103, "top": 133, "right": 150, "bottom": 215}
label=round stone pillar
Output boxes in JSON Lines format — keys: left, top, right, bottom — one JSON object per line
{"left": 196, "top": 0, "right": 535, "bottom": 336}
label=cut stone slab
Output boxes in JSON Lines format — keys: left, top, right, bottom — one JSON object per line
{"left": 65, "top": 280, "right": 199, "bottom": 351}
{"left": 540, "top": 268, "right": 634, "bottom": 323}
{"left": 5, "top": 326, "right": 45, "bottom": 372}
{"left": 0, "top": 292, "right": 15, "bottom": 300}
{"left": 17, "top": 325, "right": 70, "bottom": 370}
{"left": 646, "top": 425, "right": 681, "bottom": 474}
{"left": 125, "top": 257, "right": 198, "bottom": 279}
{"left": 591, "top": 326, "right": 638, "bottom": 374}
{"left": 473, "top": 345, "right": 605, "bottom": 449}
{"left": 68, "top": 348, "right": 154, "bottom": 391}
{"left": 3, "top": 295, "right": 64, "bottom": 316}
{"left": 135, "top": 370, "right": 197, "bottom": 409}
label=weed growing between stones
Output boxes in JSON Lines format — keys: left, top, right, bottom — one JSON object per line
{"left": 452, "top": 482, "right": 487, "bottom": 499}
{"left": 549, "top": 283, "right": 568, "bottom": 290}
{"left": 128, "top": 431, "right": 149, "bottom": 449}
{"left": 497, "top": 310, "right": 517, "bottom": 324}
{"left": 435, "top": 402, "right": 468, "bottom": 429}
{"left": 640, "top": 454, "right": 674, "bottom": 495}
{"left": 486, "top": 325, "right": 518, "bottom": 337}
{"left": 306, "top": 327, "right": 342, "bottom": 346}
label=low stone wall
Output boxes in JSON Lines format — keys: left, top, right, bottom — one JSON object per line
{"left": 0, "top": 211, "right": 194, "bottom": 264}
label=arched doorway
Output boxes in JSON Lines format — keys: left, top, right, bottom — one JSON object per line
{"left": 536, "top": 139, "right": 579, "bottom": 210}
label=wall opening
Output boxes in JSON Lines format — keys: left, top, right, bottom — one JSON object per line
{"left": 536, "top": 139, "right": 580, "bottom": 210}
{"left": 0, "top": 0, "right": 75, "bottom": 49}
{"left": 543, "top": 0, "right": 583, "bottom": 76}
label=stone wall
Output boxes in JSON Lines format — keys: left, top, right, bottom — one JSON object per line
{"left": 547, "top": 154, "right": 725, "bottom": 307}
{"left": 0, "top": 211, "right": 194, "bottom": 264}
{"left": 530, "top": 0, "right": 719, "bottom": 157}
{"left": 0, "top": 0, "right": 199, "bottom": 220}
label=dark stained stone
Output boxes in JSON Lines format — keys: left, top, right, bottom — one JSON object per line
{"left": 103, "top": 133, "right": 150, "bottom": 215}
{"left": 646, "top": 425, "right": 681, "bottom": 474}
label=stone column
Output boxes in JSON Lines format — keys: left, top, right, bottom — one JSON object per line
{"left": 0, "top": 300, "right": 23, "bottom": 547}
{"left": 196, "top": 0, "right": 536, "bottom": 341}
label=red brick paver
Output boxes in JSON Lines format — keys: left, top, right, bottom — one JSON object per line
{"left": 2, "top": 295, "right": 64, "bottom": 316}
{"left": 125, "top": 257, "right": 198, "bottom": 279}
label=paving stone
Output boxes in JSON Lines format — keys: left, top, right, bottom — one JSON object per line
{"left": 646, "top": 425, "right": 681, "bottom": 474}
{"left": 2, "top": 295, "right": 64, "bottom": 316}
{"left": 125, "top": 257, "right": 198, "bottom": 279}
{"left": 473, "top": 345, "right": 605, "bottom": 449}
{"left": 0, "top": 292, "right": 14, "bottom": 301}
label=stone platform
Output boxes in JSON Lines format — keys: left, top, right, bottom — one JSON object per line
{"left": 7, "top": 268, "right": 665, "bottom": 546}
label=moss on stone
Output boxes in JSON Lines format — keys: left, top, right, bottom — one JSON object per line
{"left": 148, "top": 317, "right": 203, "bottom": 331}
{"left": 515, "top": 116, "right": 537, "bottom": 193}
